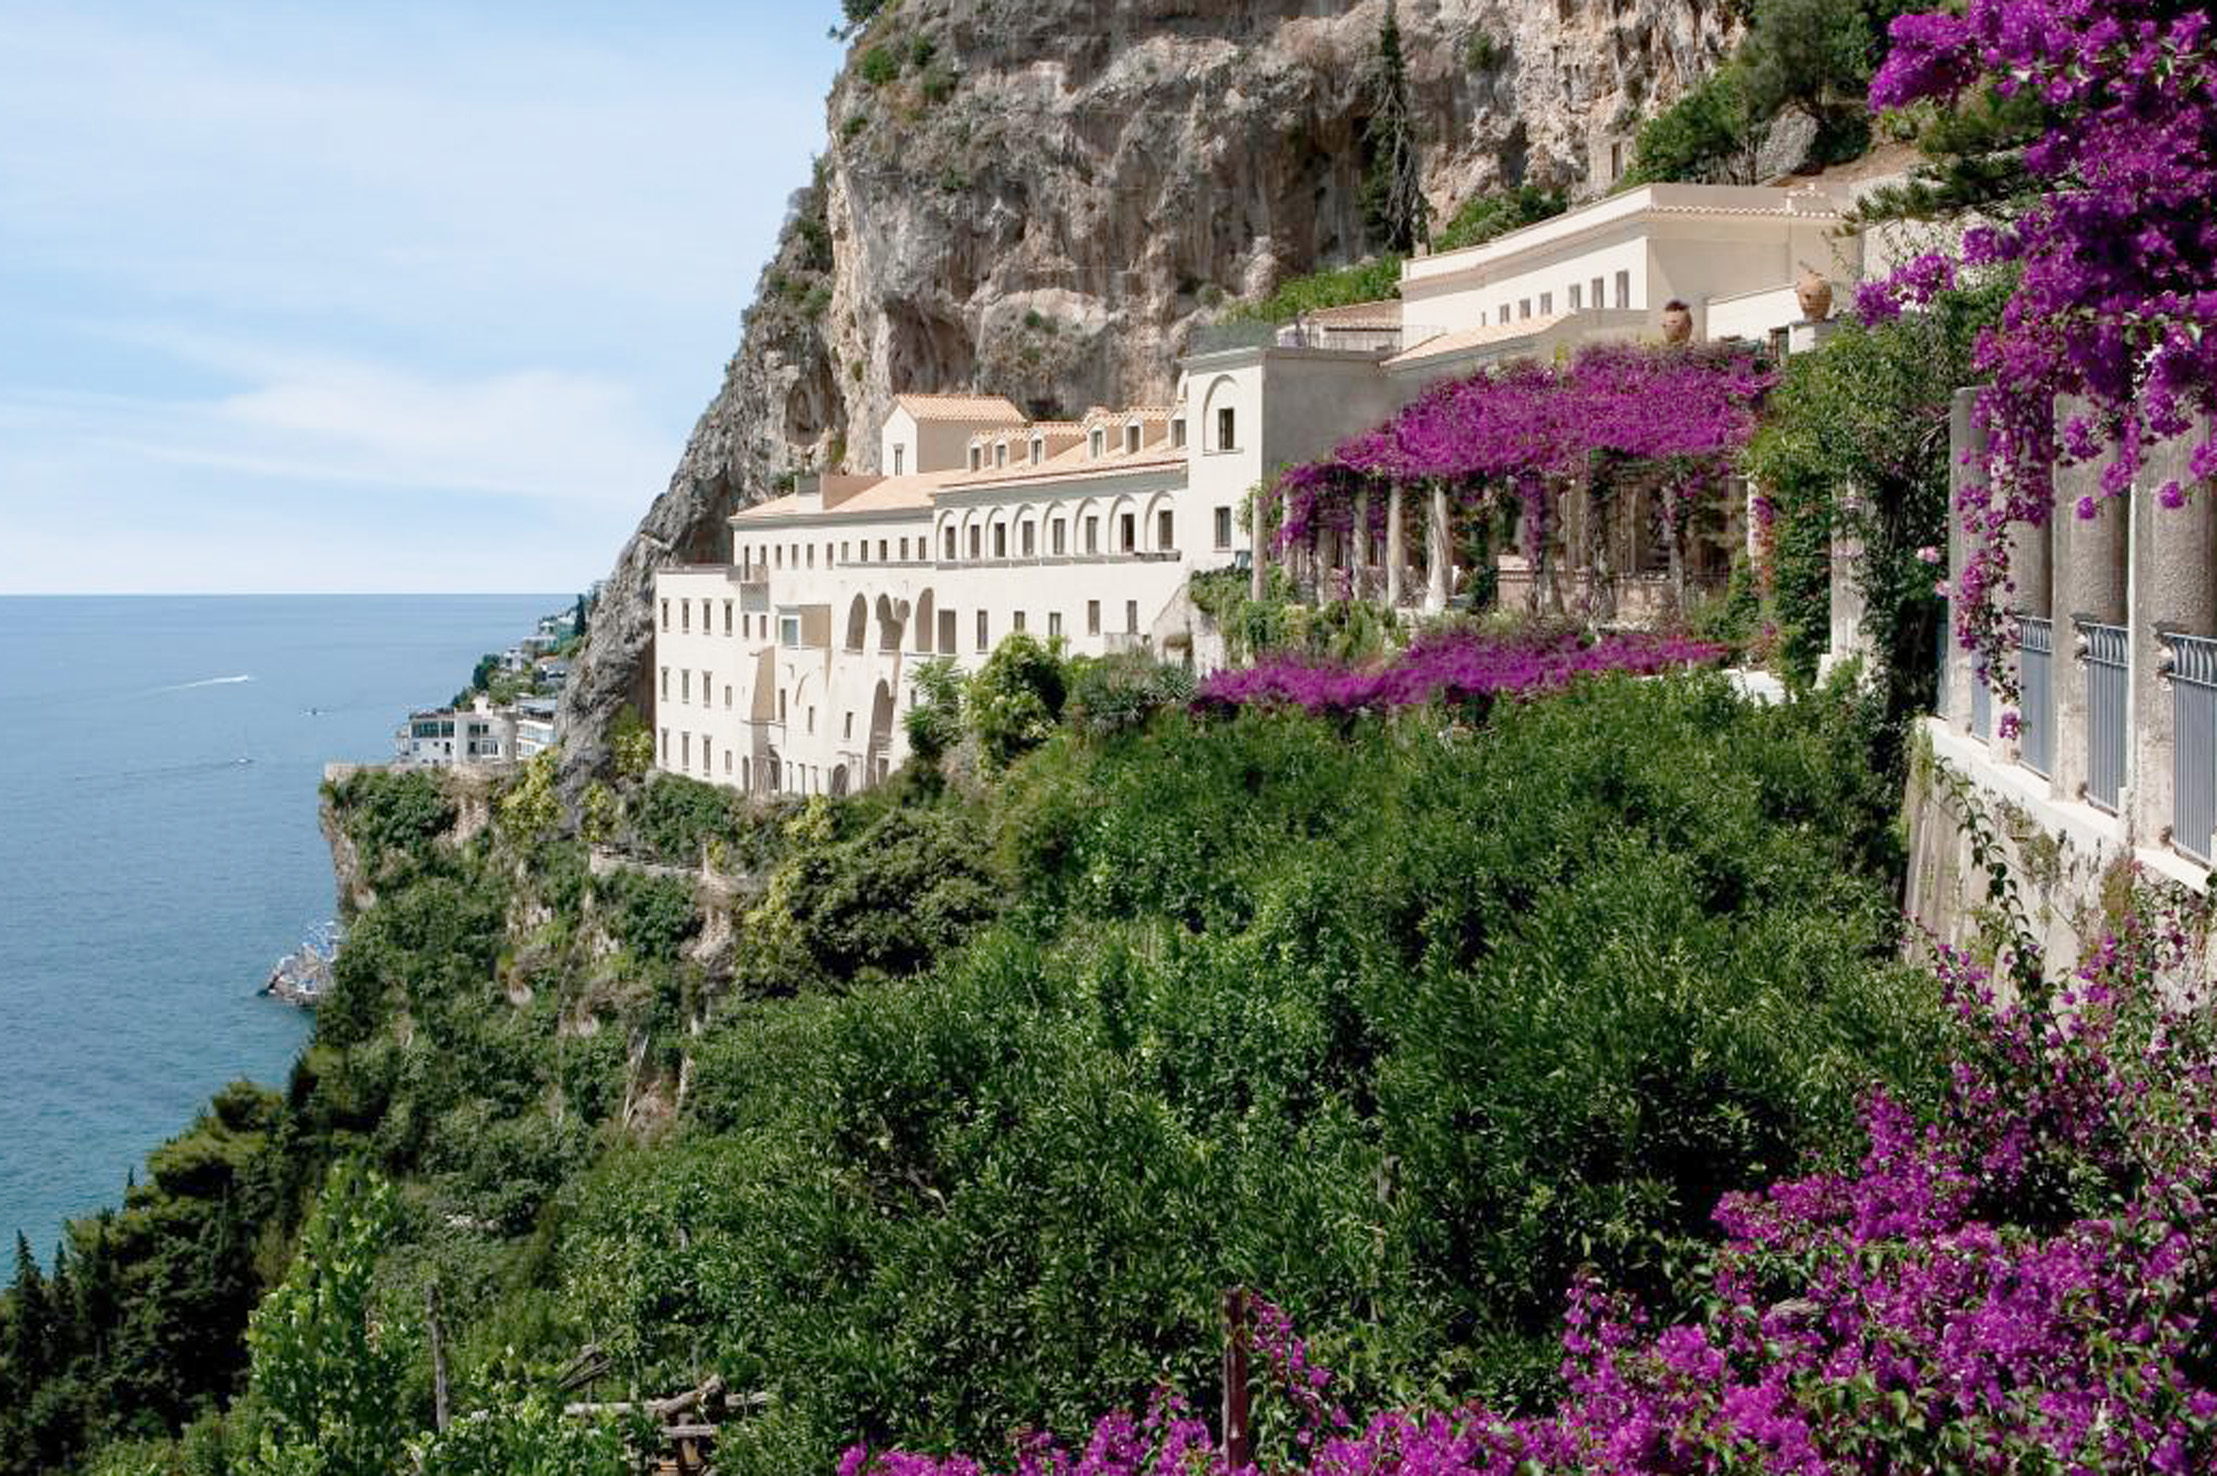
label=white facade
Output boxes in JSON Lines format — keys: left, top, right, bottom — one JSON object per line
{"left": 655, "top": 183, "right": 1880, "bottom": 797}
{"left": 395, "top": 697, "right": 518, "bottom": 766}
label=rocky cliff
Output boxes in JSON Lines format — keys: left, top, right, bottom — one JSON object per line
{"left": 556, "top": 0, "right": 1737, "bottom": 792}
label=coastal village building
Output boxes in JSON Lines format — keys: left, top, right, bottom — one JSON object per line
{"left": 653, "top": 180, "right": 1888, "bottom": 797}
{"left": 395, "top": 696, "right": 518, "bottom": 767}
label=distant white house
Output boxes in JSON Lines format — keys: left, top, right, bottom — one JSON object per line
{"left": 654, "top": 180, "right": 1883, "bottom": 798}
{"left": 395, "top": 696, "right": 518, "bottom": 766}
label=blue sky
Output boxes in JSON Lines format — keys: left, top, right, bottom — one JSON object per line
{"left": 0, "top": 2, "right": 844, "bottom": 593}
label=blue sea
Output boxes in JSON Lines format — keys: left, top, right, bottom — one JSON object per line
{"left": 0, "top": 594, "right": 561, "bottom": 1254}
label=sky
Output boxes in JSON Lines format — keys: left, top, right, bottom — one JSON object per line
{"left": 0, "top": 2, "right": 845, "bottom": 593}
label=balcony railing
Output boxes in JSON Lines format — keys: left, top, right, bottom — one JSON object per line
{"left": 2017, "top": 615, "right": 2054, "bottom": 777}
{"left": 2165, "top": 632, "right": 2217, "bottom": 864}
{"left": 2079, "top": 618, "right": 2129, "bottom": 813}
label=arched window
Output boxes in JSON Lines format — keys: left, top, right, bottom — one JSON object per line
{"left": 914, "top": 589, "right": 936, "bottom": 652}
{"left": 845, "top": 594, "right": 868, "bottom": 652}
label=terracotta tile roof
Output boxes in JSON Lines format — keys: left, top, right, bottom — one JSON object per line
{"left": 892, "top": 393, "right": 1025, "bottom": 422}
{"left": 731, "top": 470, "right": 961, "bottom": 523}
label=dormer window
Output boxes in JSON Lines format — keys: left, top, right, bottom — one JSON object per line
{"left": 1030, "top": 436, "right": 1044, "bottom": 464}
{"left": 1125, "top": 422, "right": 1141, "bottom": 454}
{"left": 1170, "top": 418, "right": 1186, "bottom": 449}
{"left": 893, "top": 444, "right": 905, "bottom": 475}
{"left": 968, "top": 445, "right": 982, "bottom": 471}
{"left": 995, "top": 441, "right": 1008, "bottom": 468}
{"left": 1089, "top": 428, "right": 1105, "bottom": 458}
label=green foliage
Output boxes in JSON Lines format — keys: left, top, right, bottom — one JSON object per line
{"left": 565, "top": 679, "right": 1942, "bottom": 1469}
{"left": 594, "top": 870, "right": 699, "bottom": 964}
{"left": 858, "top": 44, "right": 899, "bottom": 86}
{"left": 412, "top": 1385, "right": 624, "bottom": 1476}
{"left": 609, "top": 707, "right": 654, "bottom": 782}
{"left": 243, "top": 1161, "right": 407, "bottom": 1476}
{"left": 1463, "top": 28, "right": 1507, "bottom": 72}
{"left": 902, "top": 657, "right": 966, "bottom": 768}
{"left": 964, "top": 632, "right": 1070, "bottom": 770}
{"left": 1737, "top": 0, "right": 1888, "bottom": 156}
{"left": 1223, "top": 257, "right": 1404, "bottom": 323}
{"left": 1625, "top": 66, "right": 1755, "bottom": 185}
{"left": 495, "top": 752, "right": 559, "bottom": 846}
{"left": 1744, "top": 280, "right": 2008, "bottom": 746}
{"left": 329, "top": 770, "right": 454, "bottom": 884}
{"left": 1361, "top": 2, "right": 1430, "bottom": 253}
{"left": 1065, "top": 653, "right": 1196, "bottom": 740}
{"left": 1433, "top": 184, "right": 1566, "bottom": 253}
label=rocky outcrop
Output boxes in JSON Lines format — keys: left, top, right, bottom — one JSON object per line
{"left": 556, "top": 0, "right": 1737, "bottom": 793}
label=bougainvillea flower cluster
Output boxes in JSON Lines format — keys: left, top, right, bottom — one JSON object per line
{"left": 1862, "top": 0, "right": 2217, "bottom": 681}
{"left": 1190, "top": 626, "right": 1727, "bottom": 718}
{"left": 843, "top": 907, "right": 2217, "bottom": 1474}
{"left": 1262, "top": 343, "right": 1771, "bottom": 562}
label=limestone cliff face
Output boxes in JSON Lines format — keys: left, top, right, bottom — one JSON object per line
{"left": 557, "top": 0, "right": 1735, "bottom": 791}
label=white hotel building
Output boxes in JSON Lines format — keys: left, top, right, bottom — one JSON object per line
{"left": 653, "top": 181, "right": 1885, "bottom": 797}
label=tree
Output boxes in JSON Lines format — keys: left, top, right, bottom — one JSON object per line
{"left": 571, "top": 593, "right": 589, "bottom": 641}
{"left": 902, "top": 657, "right": 965, "bottom": 768}
{"left": 244, "top": 1161, "right": 408, "bottom": 1476}
{"left": 1361, "top": 1, "right": 1429, "bottom": 253}
{"left": 964, "top": 633, "right": 1070, "bottom": 769}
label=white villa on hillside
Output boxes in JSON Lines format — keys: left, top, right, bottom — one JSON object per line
{"left": 654, "top": 180, "right": 1879, "bottom": 797}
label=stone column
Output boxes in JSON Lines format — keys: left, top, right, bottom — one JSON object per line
{"left": 1943, "top": 390, "right": 1982, "bottom": 735}
{"left": 1424, "top": 484, "right": 1451, "bottom": 614}
{"left": 1250, "top": 491, "right": 1270, "bottom": 601}
{"left": 1351, "top": 490, "right": 1371, "bottom": 601}
{"left": 2049, "top": 429, "right": 2130, "bottom": 802}
{"left": 1385, "top": 484, "right": 1406, "bottom": 608}
{"left": 2132, "top": 415, "right": 2217, "bottom": 850}
{"left": 1825, "top": 486, "right": 1868, "bottom": 679}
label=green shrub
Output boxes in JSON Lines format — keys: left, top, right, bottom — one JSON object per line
{"left": 1224, "top": 257, "right": 1405, "bottom": 323}
{"left": 1065, "top": 653, "right": 1196, "bottom": 739}
{"left": 858, "top": 44, "right": 899, "bottom": 86}
{"left": 1624, "top": 67, "right": 1754, "bottom": 185}
{"left": 1433, "top": 183, "right": 1565, "bottom": 253}
{"left": 902, "top": 657, "right": 965, "bottom": 768}
{"left": 331, "top": 769, "right": 454, "bottom": 882}
{"left": 964, "top": 632, "right": 1069, "bottom": 769}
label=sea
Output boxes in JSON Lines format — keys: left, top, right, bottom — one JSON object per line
{"left": 0, "top": 594, "right": 562, "bottom": 1256}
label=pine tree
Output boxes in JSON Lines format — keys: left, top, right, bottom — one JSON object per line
{"left": 1362, "top": 1, "right": 1430, "bottom": 254}
{"left": 5, "top": 1234, "right": 50, "bottom": 1385}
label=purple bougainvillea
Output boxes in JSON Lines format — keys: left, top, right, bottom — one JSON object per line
{"left": 1863, "top": 0, "right": 2217, "bottom": 687}
{"left": 842, "top": 907, "right": 2217, "bottom": 1474}
{"left": 1191, "top": 626, "right": 1727, "bottom": 719}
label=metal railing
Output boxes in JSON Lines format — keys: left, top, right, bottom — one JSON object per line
{"left": 2018, "top": 615, "right": 2054, "bottom": 777}
{"left": 2079, "top": 619, "right": 2129, "bottom": 813}
{"left": 2166, "top": 632, "right": 2217, "bottom": 864}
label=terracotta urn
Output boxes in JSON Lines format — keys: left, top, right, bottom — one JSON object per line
{"left": 1659, "top": 300, "right": 1693, "bottom": 345}
{"left": 1796, "top": 266, "right": 1834, "bottom": 322}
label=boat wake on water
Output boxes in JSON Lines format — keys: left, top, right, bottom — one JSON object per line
{"left": 153, "top": 674, "right": 255, "bottom": 693}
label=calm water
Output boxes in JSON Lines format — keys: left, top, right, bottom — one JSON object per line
{"left": 0, "top": 595, "right": 560, "bottom": 1253}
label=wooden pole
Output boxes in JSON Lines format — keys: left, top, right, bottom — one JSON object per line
{"left": 1222, "top": 1288, "right": 1251, "bottom": 1472}
{"left": 426, "top": 1282, "right": 451, "bottom": 1434}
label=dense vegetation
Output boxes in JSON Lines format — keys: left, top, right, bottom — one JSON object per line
{"left": 0, "top": 634, "right": 1943, "bottom": 1475}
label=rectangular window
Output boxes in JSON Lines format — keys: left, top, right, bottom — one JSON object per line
{"left": 1089, "top": 428, "right": 1105, "bottom": 457}
{"left": 993, "top": 524, "right": 1008, "bottom": 559}
{"left": 1085, "top": 517, "right": 1099, "bottom": 554}
{"left": 723, "top": 600, "right": 733, "bottom": 634}
{"left": 969, "top": 527, "right": 981, "bottom": 559}
{"left": 1021, "top": 522, "right": 1035, "bottom": 557}
{"left": 878, "top": 539, "right": 888, "bottom": 561}
{"left": 1052, "top": 519, "right": 1067, "bottom": 555}
{"left": 1539, "top": 291, "right": 1553, "bottom": 315}
{"left": 701, "top": 737, "right": 711, "bottom": 774}
{"left": 995, "top": 442, "right": 1008, "bottom": 467}
{"left": 1087, "top": 600, "right": 1101, "bottom": 635}
{"left": 1216, "top": 406, "right": 1236, "bottom": 451}
{"left": 900, "top": 538, "right": 910, "bottom": 560}
{"left": 1171, "top": 418, "right": 1186, "bottom": 449}
{"left": 724, "top": 685, "right": 733, "bottom": 709}
{"left": 975, "top": 610, "right": 989, "bottom": 652}
{"left": 1030, "top": 437, "right": 1044, "bottom": 464}
{"left": 1591, "top": 276, "right": 1606, "bottom": 310}
{"left": 779, "top": 615, "right": 800, "bottom": 648}
{"left": 681, "top": 732, "right": 691, "bottom": 768}
{"left": 659, "top": 728, "right": 668, "bottom": 763}
{"left": 840, "top": 541, "right": 849, "bottom": 562}
{"left": 1125, "top": 599, "right": 1139, "bottom": 634}
{"left": 944, "top": 528, "right": 956, "bottom": 559}
{"left": 1519, "top": 298, "right": 1531, "bottom": 320}
{"left": 1568, "top": 283, "right": 1582, "bottom": 311}
{"left": 1214, "top": 507, "right": 1233, "bottom": 549}
{"left": 724, "top": 750, "right": 732, "bottom": 775}
{"left": 660, "top": 666, "right": 670, "bottom": 699}
{"left": 659, "top": 599, "right": 669, "bottom": 631}
{"left": 969, "top": 445, "right": 982, "bottom": 471}
{"left": 1013, "top": 611, "right": 1027, "bottom": 633}
{"left": 1119, "top": 512, "right": 1136, "bottom": 552}
{"left": 1048, "top": 611, "right": 1063, "bottom": 638}
{"left": 1125, "top": 423, "right": 1141, "bottom": 454}
{"left": 893, "top": 444, "right": 904, "bottom": 474}
{"left": 1616, "top": 269, "right": 1631, "bottom": 309}
{"left": 681, "top": 670, "right": 690, "bottom": 703}
{"left": 1157, "top": 508, "right": 1175, "bottom": 550}
{"left": 703, "top": 670, "right": 712, "bottom": 705}
{"left": 681, "top": 602, "right": 690, "bottom": 632}
{"left": 939, "top": 609, "right": 956, "bottom": 652}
